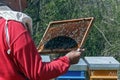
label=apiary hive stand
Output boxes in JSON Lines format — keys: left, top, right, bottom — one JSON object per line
{"left": 56, "top": 58, "right": 87, "bottom": 80}
{"left": 37, "top": 17, "right": 94, "bottom": 54}
{"left": 84, "top": 57, "right": 120, "bottom": 80}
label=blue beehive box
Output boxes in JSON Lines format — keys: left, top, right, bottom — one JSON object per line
{"left": 56, "top": 58, "right": 87, "bottom": 80}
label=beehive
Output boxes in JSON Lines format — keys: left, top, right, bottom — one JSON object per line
{"left": 85, "top": 57, "right": 120, "bottom": 80}
{"left": 56, "top": 59, "right": 87, "bottom": 80}
{"left": 38, "top": 17, "right": 94, "bottom": 54}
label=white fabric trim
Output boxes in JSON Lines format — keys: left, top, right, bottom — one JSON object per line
{"left": 5, "top": 20, "right": 10, "bottom": 47}
{"left": 5, "top": 20, "right": 11, "bottom": 54}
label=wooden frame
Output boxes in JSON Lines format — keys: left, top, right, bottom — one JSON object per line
{"left": 38, "top": 17, "right": 94, "bottom": 54}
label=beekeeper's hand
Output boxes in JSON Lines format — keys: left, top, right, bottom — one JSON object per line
{"left": 65, "top": 49, "right": 85, "bottom": 64}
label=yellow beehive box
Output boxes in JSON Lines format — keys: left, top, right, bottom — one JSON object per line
{"left": 85, "top": 57, "right": 120, "bottom": 80}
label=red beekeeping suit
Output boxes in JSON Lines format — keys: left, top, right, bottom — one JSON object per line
{"left": 0, "top": 18, "right": 70, "bottom": 80}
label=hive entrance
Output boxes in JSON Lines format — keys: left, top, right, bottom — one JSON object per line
{"left": 38, "top": 17, "right": 94, "bottom": 54}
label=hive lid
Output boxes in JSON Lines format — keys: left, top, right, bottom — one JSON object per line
{"left": 41, "top": 55, "right": 50, "bottom": 62}
{"left": 84, "top": 57, "right": 120, "bottom": 70}
{"left": 69, "top": 58, "right": 87, "bottom": 71}
{"left": 38, "top": 17, "right": 94, "bottom": 54}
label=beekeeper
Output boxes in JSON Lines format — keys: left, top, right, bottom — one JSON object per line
{"left": 0, "top": 0, "right": 84, "bottom": 80}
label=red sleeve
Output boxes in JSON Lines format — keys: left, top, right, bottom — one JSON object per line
{"left": 9, "top": 21, "right": 70, "bottom": 80}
